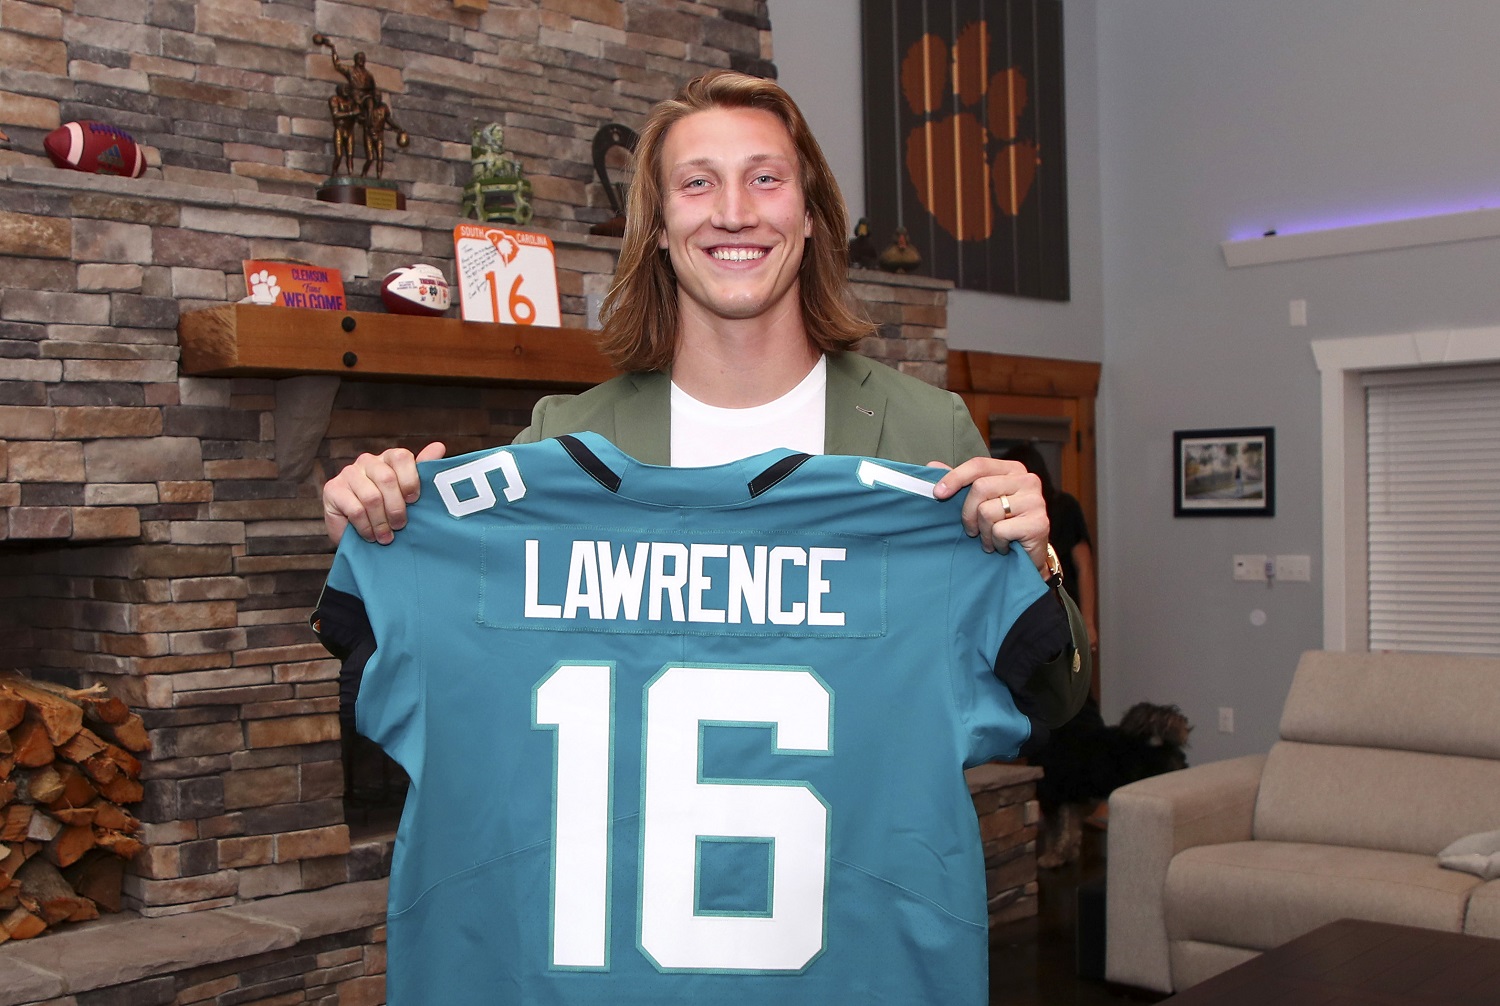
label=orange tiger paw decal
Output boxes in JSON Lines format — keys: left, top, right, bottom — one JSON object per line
{"left": 900, "top": 21, "right": 1041, "bottom": 241}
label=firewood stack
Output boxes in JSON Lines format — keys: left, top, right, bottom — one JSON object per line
{"left": 0, "top": 674, "right": 150, "bottom": 941}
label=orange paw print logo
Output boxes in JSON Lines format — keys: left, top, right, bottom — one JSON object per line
{"left": 901, "top": 21, "right": 1040, "bottom": 240}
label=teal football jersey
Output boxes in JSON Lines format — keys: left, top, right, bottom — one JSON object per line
{"left": 314, "top": 433, "right": 1061, "bottom": 1005}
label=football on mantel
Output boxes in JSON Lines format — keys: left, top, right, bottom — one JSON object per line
{"left": 42, "top": 121, "right": 147, "bottom": 179}
{"left": 381, "top": 264, "right": 452, "bottom": 317}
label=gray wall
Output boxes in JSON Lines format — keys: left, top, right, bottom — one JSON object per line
{"left": 771, "top": 0, "right": 1500, "bottom": 762}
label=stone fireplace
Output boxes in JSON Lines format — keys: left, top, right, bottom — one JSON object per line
{"left": 0, "top": 166, "right": 958, "bottom": 1006}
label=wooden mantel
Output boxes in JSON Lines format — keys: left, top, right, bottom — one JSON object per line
{"left": 178, "top": 303, "right": 616, "bottom": 388}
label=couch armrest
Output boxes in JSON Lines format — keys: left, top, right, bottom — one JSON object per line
{"left": 1104, "top": 753, "right": 1266, "bottom": 993}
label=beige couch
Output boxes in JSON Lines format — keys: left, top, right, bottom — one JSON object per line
{"left": 1105, "top": 649, "right": 1500, "bottom": 993}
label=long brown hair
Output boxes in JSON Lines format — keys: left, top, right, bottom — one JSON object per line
{"left": 598, "top": 70, "right": 874, "bottom": 373}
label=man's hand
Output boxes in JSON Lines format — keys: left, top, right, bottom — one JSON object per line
{"left": 929, "top": 457, "right": 1051, "bottom": 576}
{"left": 323, "top": 442, "right": 447, "bottom": 545}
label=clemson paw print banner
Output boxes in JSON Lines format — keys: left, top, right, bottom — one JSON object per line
{"left": 861, "top": 0, "right": 1070, "bottom": 301}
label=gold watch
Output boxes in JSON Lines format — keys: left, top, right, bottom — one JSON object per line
{"left": 1043, "top": 543, "right": 1064, "bottom": 589}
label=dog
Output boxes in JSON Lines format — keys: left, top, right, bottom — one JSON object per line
{"left": 1031, "top": 701, "right": 1191, "bottom": 868}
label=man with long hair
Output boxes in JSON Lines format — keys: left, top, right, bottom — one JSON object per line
{"left": 321, "top": 70, "right": 1087, "bottom": 720}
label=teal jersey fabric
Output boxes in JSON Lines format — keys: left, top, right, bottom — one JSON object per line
{"left": 315, "top": 433, "right": 1056, "bottom": 1005}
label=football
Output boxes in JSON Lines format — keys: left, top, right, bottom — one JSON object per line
{"left": 43, "top": 121, "right": 147, "bottom": 178}
{"left": 381, "top": 264, "right": 451, "bottom": 316}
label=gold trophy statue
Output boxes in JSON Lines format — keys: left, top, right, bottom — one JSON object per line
{"left": 312, "top": 33, "right": 409, "bottom": 210}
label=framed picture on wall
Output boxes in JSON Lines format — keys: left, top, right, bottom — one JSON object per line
{"left": 1173, "top": 427, "right": 1275, "bottom": 516}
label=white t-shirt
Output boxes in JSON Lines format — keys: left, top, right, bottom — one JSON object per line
{"left": 669, "top": 356, "right": 827, "bottom": 467}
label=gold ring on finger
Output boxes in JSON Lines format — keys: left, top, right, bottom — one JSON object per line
{"left": 1000, "top": 494, "right": 1013, "bottom": 519}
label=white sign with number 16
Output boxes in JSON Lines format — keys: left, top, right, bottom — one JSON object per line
{"left": 453, "top": 223, "right": 561, "bottom": 327}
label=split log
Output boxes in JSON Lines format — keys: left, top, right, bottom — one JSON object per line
{"left": 0, "top": 677, "right": 85, "bottom": 746}
{"left": 94, "top": 830, "right": 144, "bottom": 860}
{"left": 63, "top": 852, "right": 124, "bottom": 913}
{"left": 0, "top": 693, "right": 24, "bottom": 731}
{"left": 0, "top": 804, "right": 32, "bottom": 843}
{"left": 25, "top": 810, "right": 60, "bottom": 843}
{"left": 98, "top": 773, "right": 143, "bottom": 806}
{"left": 13, "top": 858, "right": 89, "bottom": 925}
{"left": 56, "top": 728, "right": 106, "bottom": 765}
{"left": 1, "top": 904, "right": 46, "bottom": 940}
{"left": 10, "top": 718, "right": 55, "bottom": 768}
{"left": 44, "top": 824, "right": 95, "bottom": 869}
{"left": 81, "top": 697, "right": 150, "bottom": 753}
{"left": 46, "top": 764, "right": 98, "bottom": 810}
{"left": 15, "top": 765, "right": 63, "bottom": 806}
{"left": 48, "top": 806, "right": 97, "bottom": 828}
{"left": 88, "top": 798, "right": 139, "bottom": 834}
{"left": 0, "top": 841, "right": 28, "bottom": 880}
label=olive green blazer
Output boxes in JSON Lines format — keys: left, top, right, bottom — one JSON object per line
{"left": 511, "top": 350, "right": 1089, "bottom": 728}
{"left": 513, "top": 351, "right": 987, "bottom": 468}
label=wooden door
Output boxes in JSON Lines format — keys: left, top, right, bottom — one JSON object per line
{"left": 949, "top": 350, "right": 1101, "bottom": 697}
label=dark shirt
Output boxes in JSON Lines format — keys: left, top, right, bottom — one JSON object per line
{"left": 1047, "top": 490, "right": 1091, "bottom": 607}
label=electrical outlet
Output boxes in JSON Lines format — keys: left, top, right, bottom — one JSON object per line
{"left": 1233, "top": 555, "right": 1268, "bottom": 581}
{"left": 1218, "top": 707, "right": 1234, "bottom": 733}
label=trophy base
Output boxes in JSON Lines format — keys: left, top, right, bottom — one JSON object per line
{"left": 318, "top": 176, "right": 405, "bottom": 211}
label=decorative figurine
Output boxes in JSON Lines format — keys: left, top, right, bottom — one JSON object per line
{"left": 461, "top": 123, "right": 534, "bottom": 226}
{"left": 328, "top": 84, "right": 359, "bottom": 177}
{"left": 848, "top": 217, "right": 878, "bottom": 269}
{"left": 878, "top": 226, "right": 923, "bottom": 274}
{"left": 312, "top": 33, "right": 408, "bottom": 209}
{"left": 588, "top": 123, "right": 637, "bottom": 237}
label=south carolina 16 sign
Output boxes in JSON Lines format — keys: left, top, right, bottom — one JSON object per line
{"left": 453, "top": 224, "right": 561, "bottom": 327}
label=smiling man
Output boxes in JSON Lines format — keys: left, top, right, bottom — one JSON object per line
{"left": 322, "top": 67, "right": 1086, "bottom": 717}
{"left": 316, "top": 68, "right": 1090, "bottom": 1005}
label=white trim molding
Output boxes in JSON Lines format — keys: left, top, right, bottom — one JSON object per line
{"left": 1312, "top": 326, "right": 1500, "bottom": 650}
{"left": 1223, "top": 207, "right": 1500, "bottom": 268}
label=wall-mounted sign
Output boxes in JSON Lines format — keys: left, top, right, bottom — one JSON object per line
{"left": 861, "top": 0, "right": 1070, "bottom": 301}
{"left": 241, "top": 260, "right": 346, "bottom": 310}
{"left": 452, "top": 224, "right": 560, "bottom": 327}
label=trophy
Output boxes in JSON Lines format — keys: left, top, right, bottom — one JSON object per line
{"left": 461, "top": 123, "right": 534, "bottom": 226}
{"left": 587, "top": 123, "right": 637, "bottom": 237}
{"left": 312, "top": 33, "right": 409, "bottom": 210}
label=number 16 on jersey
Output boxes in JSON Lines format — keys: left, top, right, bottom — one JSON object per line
{"left": 453, "top": 223, "right": 561, "bottom": 327}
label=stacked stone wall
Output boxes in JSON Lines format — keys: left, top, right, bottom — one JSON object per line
{"left": 0, "top": 0, "right": 774, "bottom": 223}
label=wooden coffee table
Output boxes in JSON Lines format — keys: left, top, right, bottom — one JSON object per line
{"left": 1163, "top": 918, "right": 1500, "bottom": 1005}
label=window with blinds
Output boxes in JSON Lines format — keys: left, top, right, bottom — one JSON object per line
{"left": 1365, "top": 367, "right": 1500, "bottom": 654}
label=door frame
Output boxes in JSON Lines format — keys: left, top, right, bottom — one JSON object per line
{"left": 950, "top": 350, "right": 1103, "bottom": 700}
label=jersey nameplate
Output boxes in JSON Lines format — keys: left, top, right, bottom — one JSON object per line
{"left": 481, "top": 529, "right": 888, "bottom": 638}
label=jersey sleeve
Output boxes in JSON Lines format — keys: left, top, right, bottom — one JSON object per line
{"left": 944, "top": 535, "right": 1059, "bottom": 765}
{"left": 311, "top": 537, "right": 426, "bottom": 774}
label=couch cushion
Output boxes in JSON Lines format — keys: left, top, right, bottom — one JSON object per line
{"left": 1467, "top": 881, "right": 1500, "bottom": 938}
{"left": 1164, "top": 841, "right": 1477, "bottom": 951}
{"left": 1254, "top": 741, "right": 1500, "bottom": 854}
{"left": 1281, "top": 651, "right": 1500, "bottom": 759}
{"left": 1440, "top": 829, "right": 1500, "bottom": 880}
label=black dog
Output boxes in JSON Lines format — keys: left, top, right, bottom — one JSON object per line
{"left": 1031, "top": 700, "right": 1191, "bottom": 867}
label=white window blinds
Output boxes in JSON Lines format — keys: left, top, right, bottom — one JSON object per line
{"left": 1365, "top": 367, "right": 1500, "bottom": 654}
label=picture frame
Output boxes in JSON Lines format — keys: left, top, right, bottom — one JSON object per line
{"left": 1173, "top": 427, "right": 1275, "bottom": 517}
